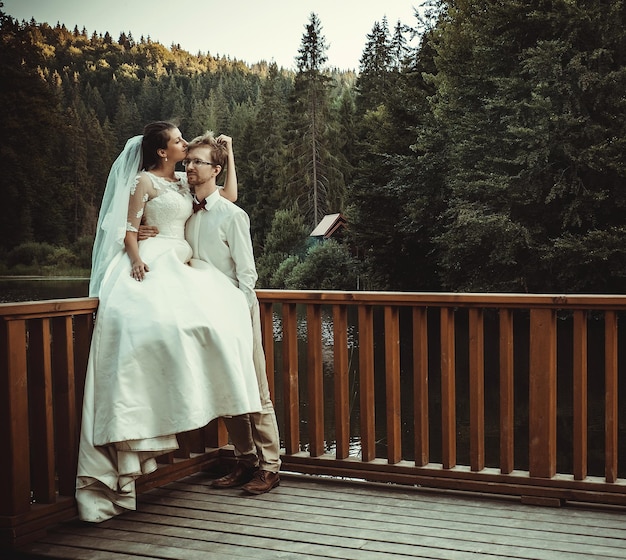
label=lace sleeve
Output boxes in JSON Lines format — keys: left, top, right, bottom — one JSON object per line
{"left": 126, "top": 173, "right": 152, "bottom": 232}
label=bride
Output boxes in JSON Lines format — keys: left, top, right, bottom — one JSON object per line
{"left": 76, "top": 121, "right": 261, "bottom": 522}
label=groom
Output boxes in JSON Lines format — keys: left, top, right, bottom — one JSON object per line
{"left": 152, "top": 132, "right": 281, "bottom": 494}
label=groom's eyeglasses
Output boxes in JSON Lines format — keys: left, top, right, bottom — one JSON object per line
{"left": 182, "top": 158, "right": 218, "bottom": 168}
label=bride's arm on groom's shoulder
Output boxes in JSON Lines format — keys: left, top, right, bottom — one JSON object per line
{"left": 217, "top": 134, "right": 238, "bottom": 203}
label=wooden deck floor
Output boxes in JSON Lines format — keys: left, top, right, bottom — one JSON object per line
{"left": 10, "top": 472, "right": 626, "bottom": 560}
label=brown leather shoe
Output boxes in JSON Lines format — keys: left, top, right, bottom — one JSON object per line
{"left": 210, "top": 463, "right": 255, "bottom": 489}
{"left": 242, "top": 470, "right": 280, "bottom": 495}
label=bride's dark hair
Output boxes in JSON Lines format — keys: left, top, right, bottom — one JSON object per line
{"left": 141, "top": 121, "right": 177, "bottom": 170}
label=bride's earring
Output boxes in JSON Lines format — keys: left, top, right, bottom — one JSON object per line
{"left": 164, "top": 156, "right": 168, "bottom": 162}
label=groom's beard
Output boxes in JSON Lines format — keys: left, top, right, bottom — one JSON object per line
{"left": 186, "top": 173, "right": 201, "bottom": 186}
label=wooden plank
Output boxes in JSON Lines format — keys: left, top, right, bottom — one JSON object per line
{"left": 0, "top": 298, "right": 98, "bottom": 319}
{"left": 469, "top": 308, "right": 485, "bottom": 472}
{"left": 256, "top": 289, "right": 626, "bottom": 310}
{"left": 142, "top": 480, "right": 626, "bottom": 559}
{"left": 604, "top": 310, "right": 618, "bottom": 483}
{"left": 170, "top": 475, "right": 626, "bottom": 536}
{"left": 20, "top": 542, "right": 158, "bottom": 559}
{"left": 282, "top": 303, "right": 299, "bottom": 454}
{"left": 306, "top": 304, "right": 324, "bottom": 457}
{"left": 280, "top": 453, "right": 626, "bottom": 506}
{"left": 572, "top": 310, "right": 588, "bottom": 481}
{"left": 440, "top": 307, "right": 456, "bottom": 469}
{"left": 27, "top": 318, "right": 57, "bottom": 504}
{"left": 333, "top": 305, "right": 350, "bottom": 459}
{"left": 357, "top": 305, "right": 376, "bottom": 462}
{"left": 131, "top": 499, "right": 467, "bottom": 560}
{"left": 384, "top": 306, "right": 401, "bottom": 464}
{"left": 529, "top": 308, "right": 557, "bottom": 478}
{"left": 413, "top": 306, "right": 429, "bottom": 466}
{"left": 15, "top": 475, "right": 626, "bottom": 560}
{"left": 52, "top": 515, "right": 415, "bottom": 560}
{"left": 499, "top": 309, "right": 514, "bottom": 474}
{"left": 32, "top": 530, "right": 256, "bottom": 560}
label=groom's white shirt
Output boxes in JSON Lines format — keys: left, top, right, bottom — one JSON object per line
{"left": 185, "top": 188, "right": 258, "bottom": 308}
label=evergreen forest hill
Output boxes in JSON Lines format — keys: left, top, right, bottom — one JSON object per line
{"left": 1, "top": 1, "right": 626, "bottom": 294}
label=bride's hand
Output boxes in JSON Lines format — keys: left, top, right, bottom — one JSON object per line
{"left": 130, "top": 259, "right": 149, "bottom": 281}
{"left": 216, "top": 134, "right": 232, "bottom": 151}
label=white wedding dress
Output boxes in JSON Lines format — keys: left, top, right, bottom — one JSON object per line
{"left": 76, "top": 172, "right": 261, "bottom": 522}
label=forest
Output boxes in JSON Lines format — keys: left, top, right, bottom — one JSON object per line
{"left": 1, "top": 0, "right": 626, "bottom": 293}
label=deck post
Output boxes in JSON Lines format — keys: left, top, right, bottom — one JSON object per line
{"left": 0, "top": 318, "right": 31, "bottom": 519}
{"left": 528, "top": 308, "right": 557, "bottom": 478}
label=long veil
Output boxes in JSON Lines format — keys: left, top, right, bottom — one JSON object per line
{"left": 89, "top": 136, "right": 143, "bottom": 297}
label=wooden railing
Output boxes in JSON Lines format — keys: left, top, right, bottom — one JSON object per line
{"left": 2, "top": 291, "right": 626, "bottom": 548}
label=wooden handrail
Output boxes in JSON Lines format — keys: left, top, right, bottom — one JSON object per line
{"left": 2, "top": 291, "right": 626, "bottom": 549}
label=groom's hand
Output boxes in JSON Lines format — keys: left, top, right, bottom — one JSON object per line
{"left": 138, "top": 225, "right": 159, "bottom": 241}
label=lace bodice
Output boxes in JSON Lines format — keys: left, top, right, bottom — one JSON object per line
{"left": 126, "top": 172, "right": 192, "bottom": 240}
{"left": 143, "top": 189, "right": 192, "bottom": 238}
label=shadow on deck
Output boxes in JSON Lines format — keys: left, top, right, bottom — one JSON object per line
{"left": 11, "top": 472, "right": 626, "bottom": 560}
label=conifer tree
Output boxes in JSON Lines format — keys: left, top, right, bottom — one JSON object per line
{"left": 240, "top": 62, "right": 291, "bottom": 248}
{"left": 429, "top": 0, "right": 626, "bottom": 292}
{"left": 287, "top": 13, "right": 342, "bottom": 228}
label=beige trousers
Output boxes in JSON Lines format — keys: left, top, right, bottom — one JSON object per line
{"left": 224, "top": 298, "right": 281, "bottom": 472}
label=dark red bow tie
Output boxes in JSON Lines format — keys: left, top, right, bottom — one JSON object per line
{"left": 193, "top": 198, "right": 207, "bottom": 213}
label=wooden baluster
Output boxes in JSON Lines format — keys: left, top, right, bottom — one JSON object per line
{"left": 413, "top": 307, "right": 429, "bottom": 466}
{"left": 185, "top": 428, "right": 206, "bottom": 455}
{"left": 499, "top": 309, "right": 515, "bottom": 474}
{"left": 72, "top": 313, "right": 93, "bottom": 429}
{"left": 358, "top": 305, "right": 376, "bottom": 462}
{"left": 469, "top": 308, "right": 485, "bottom": 472}
{"left": 0, "top": 318, "right": 31, "bottom": 517}
{"left": 174, "top": 431, "right": 192, "bottom": 459}
{"left": 28, "top": 318, "right": 56, "bottom": 503}
{"left": 204, "top": 418, "right": 228, "bottom": 450}
{"left": 604, "top": 311, "right": 618, "bottom": 483}
{"left": 384, "top": 306, "right": 401, "bottom": 465}
{"left": 306, "top": 304, "right": 324, "bottom": 457}
{"left": 333, "top": 305, "right": 350, "bottom": 460}
{"left": 529, "top": 309, "right": 557, "bottom": 478}
{"left": 440, "top": 307, "right": 456, "bottom": 469}
{"left": 282, "top": 303, "right": 299, "bottom": 454}
{"left": 260, "top": 301, "right": 275, "bottom": 399}
{"left": 51, "top": 316, "right": 78, "bottom": 496}
{"left": 572, "top": 310, "right": 588, "bottom": 481}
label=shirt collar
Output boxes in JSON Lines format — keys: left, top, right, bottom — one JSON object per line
{"left": 194, "top": 188, "right": 221, "bottom": 212}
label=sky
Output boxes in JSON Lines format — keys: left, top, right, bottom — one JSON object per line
{"left": 2, "top": 0, "right": 423, "bottom": 71}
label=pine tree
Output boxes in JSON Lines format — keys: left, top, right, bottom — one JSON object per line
{"left": 240, "top": 62, "right": 292, "bottom": 249}
{"left": 286, "top": 13, "right": 341, "bottom": 228}
{"left": 356, "top": 18, "right": 392, "bottom": 113}
{"left": 347, "top": 16, "right": 427, "bottom": 290}
{"left": 429, "top": 0, "right": 626, "bottom": 292}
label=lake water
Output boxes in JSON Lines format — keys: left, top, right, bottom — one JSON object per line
{"left": 0, "top": 277, "right": 90, "bottom": 303}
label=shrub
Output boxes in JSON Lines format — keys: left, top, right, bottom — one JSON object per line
{"left": 285, "top": 240, "right": 360, "bottom": 290}
{"left": 6, "top": 242, "right": 57, "bottom": 267}
{"left": 72, "top": 236, "right": 95, "bottom": 269}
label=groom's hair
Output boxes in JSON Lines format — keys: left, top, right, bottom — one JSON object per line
{"left": 187, "top": 131, "right": 228, "bottom": 169}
